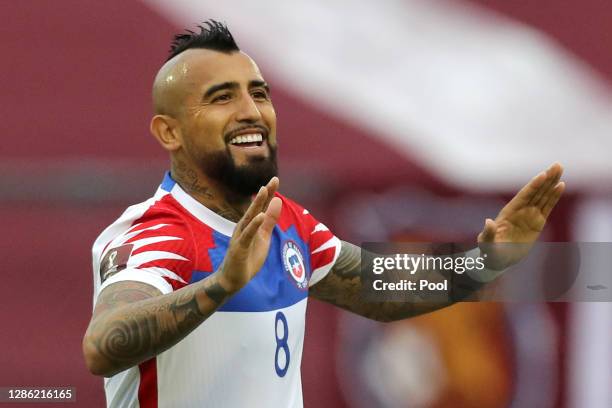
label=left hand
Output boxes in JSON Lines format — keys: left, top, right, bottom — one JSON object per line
{"left": 478, "top": 163, "right": 565, "bottom": 269}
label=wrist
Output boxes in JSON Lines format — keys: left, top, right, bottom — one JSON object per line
{"left": 215, "top": 269, "right": 243, "bottom": 295}
{"left": 465, "top": 247, "right": 507, "bottom": 283}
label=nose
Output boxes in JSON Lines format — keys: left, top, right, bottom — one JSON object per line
{"left": 235, "top": 92, "right": 262, "bottom": 123}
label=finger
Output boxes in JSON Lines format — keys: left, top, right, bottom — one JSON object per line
{"left": 259, "top": 197, "right": 282, "bottom": 237}
{"left": 542, "top": 181, "right": 565, "bottom": 218}
{"left": 478, "top": 218, "right": 497, "bottom": 243}
{"left": 531, "top": 163, "right": 563, "bottom": 207}
{"left": 236, "top": 186, "right": 268, "bottom": 233}
{"left": 504, "top": 171, "right": 547, "bottom": 212}
{"left": 527, "top": 163, "right": 561, "bottom": 205}
{"left": 528, "top": 172, "right": 555, "bottom": 206}
{"left": 534, "top": 171, "right": 562, "bottom": 209}
{"left": 237, "top": 213, "right": 265, "bottom": 248}
{"left": 263, "top": 177, "right": 279, "bottom": 211}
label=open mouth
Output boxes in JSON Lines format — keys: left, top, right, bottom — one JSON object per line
{"left": 228, "top": 133, "right": 264, "bottom": 148}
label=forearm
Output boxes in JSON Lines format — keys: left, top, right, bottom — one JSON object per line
{"left": 83, "top": 273, "right": 230, "bottom": 377}
{"left": 369, "top": 267, "right": 484, "bottom": 321}
{"left": 311, "top": 265, "right": 457, "bottom": 322}
{"left": 310, "top": 241, "right": 485, "bottom": 322}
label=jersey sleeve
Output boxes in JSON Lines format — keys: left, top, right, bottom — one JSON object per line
{"left": 305, "top": 210, "right": 342, "bottom": 286}
{"left": 94, "top": 210, "right": 195, "bottom": 300}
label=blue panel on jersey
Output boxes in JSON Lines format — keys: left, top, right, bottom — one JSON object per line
{"left": 191, "top": 227, "right": 311, "bottom": 312}
{"left": 160, "top": 171, "right": 176, "bottom": 192}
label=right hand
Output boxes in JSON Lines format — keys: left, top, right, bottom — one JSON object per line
{"left": 218, "top": 177, "right": 282, "bottom": 292}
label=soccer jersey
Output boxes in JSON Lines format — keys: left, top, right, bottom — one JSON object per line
{"left": 91, "top": 172, "right": 341, "bottom": 408}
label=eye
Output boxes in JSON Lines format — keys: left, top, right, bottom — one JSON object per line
{"left": 251, "top": 89, "right": 269, "bottom": 100}
{"left": 212, "top": 93, "right": 232, "bottom": 103}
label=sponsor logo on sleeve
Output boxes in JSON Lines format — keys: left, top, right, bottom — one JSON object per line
{"left": 99, "top": 243, "right": 134, "bottom": 283}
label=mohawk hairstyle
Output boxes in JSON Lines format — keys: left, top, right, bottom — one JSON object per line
{"left": 167, "top": 20, "right": 239, "bottom": 61}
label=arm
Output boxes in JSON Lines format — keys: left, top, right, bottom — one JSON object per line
{"left": 310, "top": 163, "right": 565, "bottom": 322}
{"left": 309, "top": 241, "right": 455, "bottom": 322}
{"left": 83, "top": 178, "right": 282, "bottom": 377}
{"left": 82, "top": 274, "right": 231, "bottom": 377}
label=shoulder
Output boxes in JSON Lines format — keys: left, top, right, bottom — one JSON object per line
{"left": 273, "top": 193, "right": 318, "bottom": 237}
{"left": 274, "top": 192, "right": 340, "bottom": 248}
{"left": 92, "top": 195, "right": 200, "bottom": 297}
{"left": 275, "top": 193, "right": 306, "bottom": 215}
{"left": 92, "top": 194, "right": 195, "bottom": 262}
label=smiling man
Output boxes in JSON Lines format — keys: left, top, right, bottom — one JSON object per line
{"left": 82, "top": 21, "right": 565, "bottom": 408}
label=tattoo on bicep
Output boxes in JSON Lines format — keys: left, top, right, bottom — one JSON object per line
{"left": 330, "top": 241, "right": 362, "bottom": 279}
{"left": 310, "top": 241, "right": 363, "bottom": 305}
{"left": 93, "top": 282, "right": 159, "bottom": 317}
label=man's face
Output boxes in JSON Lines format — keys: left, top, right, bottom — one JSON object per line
{"left": 174, "top": 49, "right": 277, "bottom": 196}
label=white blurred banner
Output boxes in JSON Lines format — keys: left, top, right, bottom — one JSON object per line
{"left": 145, "top": 0, "right": 612, "bottom": 191}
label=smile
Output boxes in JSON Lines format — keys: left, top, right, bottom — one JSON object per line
{"left": 228, "top": 133, "right": 264, "bottom": 147}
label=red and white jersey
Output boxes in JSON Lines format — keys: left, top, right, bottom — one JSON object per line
{"left": 91, "top": 172, "right": 341, "bottom": 408}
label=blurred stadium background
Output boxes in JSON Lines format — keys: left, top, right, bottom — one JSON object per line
{"left": 1, "top": 0, "right": 612, "bottom": 407}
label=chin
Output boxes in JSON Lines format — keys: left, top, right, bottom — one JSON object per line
{"left": 198, "top": 145, "right": 278, "bottom": 197}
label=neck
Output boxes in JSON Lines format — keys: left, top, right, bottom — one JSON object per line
{"left": 171, "top": 159, "right": 250, "bottom": 223}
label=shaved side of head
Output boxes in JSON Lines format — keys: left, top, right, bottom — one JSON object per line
{"left": 152, "top": 55, "right": 189, "bottom": 117}
{"left": 152, "top": 20, "right": 240, "bottom": 118}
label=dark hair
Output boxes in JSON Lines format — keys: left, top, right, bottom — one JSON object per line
{"left": 167, "top": 20, "right": 239, "bottom": 61}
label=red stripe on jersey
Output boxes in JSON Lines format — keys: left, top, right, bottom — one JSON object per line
{"left": 121, "top": 199, "right": 198, "bottom": 284}
{"left": 162, "top": 276, "right": 189, "bottom": 291}
{"left": 138, "top": 358, "right": 158, "bottom": 408}
{"left": 311, "top": 246, "right": 336, "bottom": 270}
{"left": 275, "top": 194, "right": 312, "bottom": 243}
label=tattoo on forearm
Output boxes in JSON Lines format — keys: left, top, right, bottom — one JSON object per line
{"left": 86, "top": 274, "right": 230, "bottom": 375}
{"left": 203, "top": 281, "right": 229, "bottom": 304}
{"left": 309, "top": 241, "right": 456, "bottom": 322}
{"left": 172, "top": 289, "right": 207, "bottom": 333}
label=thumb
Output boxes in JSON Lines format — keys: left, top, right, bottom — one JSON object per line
{"left": 478, "top": 218, "right": 497, "bottom": 243}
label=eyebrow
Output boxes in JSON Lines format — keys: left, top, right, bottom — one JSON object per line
{"left": 203, "top": 80, "right": 270, "bottom": 100}
{"left": 250, "top": 80, "right": 270, "bottom": 94}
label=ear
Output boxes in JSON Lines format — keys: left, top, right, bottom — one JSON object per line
{"left": 150, "top": 115, "right": 182, "bottom": 151}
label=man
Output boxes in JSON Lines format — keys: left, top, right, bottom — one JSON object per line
{"left": 82, "top": 20, "right": 565, "bottom": 407}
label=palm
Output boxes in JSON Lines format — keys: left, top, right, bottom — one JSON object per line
{"left": 495, "top": 207, "right": 545, "bottom": 242}
{"left": 478, "top": 163, "right": 565, "bottom": 268}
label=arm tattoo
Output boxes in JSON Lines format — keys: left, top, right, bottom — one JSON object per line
{"left": 84, "top": 272, "right": 231, "bottom": 376}
{"left": 203, "top": 281, "right": 229, "bottom": 304}
{"left": 309, "top": 241, "right": 477, "bottom": 322}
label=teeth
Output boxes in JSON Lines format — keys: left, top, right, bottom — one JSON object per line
{"left": 229, "top": 133, "right": 263, "bottom": 145}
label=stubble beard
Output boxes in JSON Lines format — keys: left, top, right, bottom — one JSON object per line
{"left": 197, "top": 144, "right": 278, "bottom": 197}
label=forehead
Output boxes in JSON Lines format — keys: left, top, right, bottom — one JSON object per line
{"left": 180, "top": 49, "right": 264, "bottom": 89}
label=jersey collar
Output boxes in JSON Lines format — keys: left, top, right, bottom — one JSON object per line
{"left": 159, "top": 171, "right": 236, "bottom": 237}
